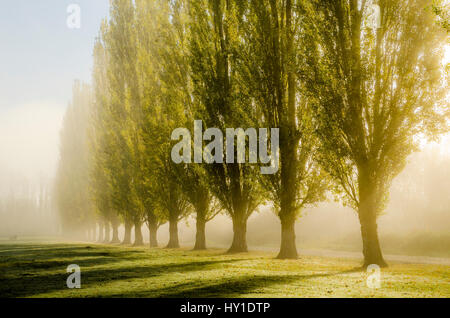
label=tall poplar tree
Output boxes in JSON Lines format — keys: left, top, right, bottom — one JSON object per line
{"left": 302, "top": 0, "right": 448, "bottom": 266}
{"left": 188, "top": 0, "right": 266, "bottom": 253}
{"left": 55, "top": 81, "right": 96, "bottom": 238}
{"left": 91, "top": 27, "right": 122, "bottom": 244}
{"left": 105, "top": 0, "right": 145, "bottom": 245}
{"left": 237, "top": 0, "right": 328, "bottom": 259}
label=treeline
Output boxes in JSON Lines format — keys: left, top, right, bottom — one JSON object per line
{"left": 0, "top": 184, "right": 54, "bottom": 237}
{"left": 55, "top": 0, "right": 448, "bottom": 267}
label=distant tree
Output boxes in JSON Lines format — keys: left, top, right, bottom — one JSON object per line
{"left": 302, "top": 0, "right": 448, "bottom": 266}
{"left": 55, "top": 81, "right": 95, "bottom": 238}
{"left": 134, "top": 0, "right": 169, "bottom": 248}
{"left": 91, "top": 29, "right": 122, "bottom": 244}
{"left": 135, "top": 0, "right": 192, "bottom": 248}
{"left": 104, "top": 0, "right": 145, "bottom": 245}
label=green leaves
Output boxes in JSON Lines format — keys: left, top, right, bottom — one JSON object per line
{"left": 303, "top": 0, "right": 448, "bottom": 215}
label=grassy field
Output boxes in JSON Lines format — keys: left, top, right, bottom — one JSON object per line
{"left": 0, "top": 241, "right": 448, "bottom": 298}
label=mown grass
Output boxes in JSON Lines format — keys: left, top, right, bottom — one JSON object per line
{"left": 0, "top": 241, "right": 448, "bottom": 298}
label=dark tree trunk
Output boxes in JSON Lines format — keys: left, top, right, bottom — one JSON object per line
{"left": 358, "top": 209, "right": 387, "bottom": 268}
{"left": 133, "top": 220, "right": 144, "bottom": 246}
{"left": 277, "top": 141, "right": 299, "bottom": 259}
{"left": 97, "top": 222, "right": 104, "bottom": 242}
{"left": 110, "top": 220, "right": 120, "bottom": 244}
{"left": 166, "top": 217, "right": 180, "bottom": 248}
{"left": 227, "top": 216, "right": 248, "bottom": 253}
{"left": 103, "top": 221, "right": 110, "bottom": 243}
{"left": 148, "top": 219, "right": 159, "bottom": 248}
{"left": 358, "top": 171, "right": 388, "bottom": 268}
{"left": 122, "top": 220, "right": 132, "bottom": 245}
{"left": 277, "top": 215, "right": 298, "bottom": 259}
{"left": 193, "top": 217, "right": 206, "bottom": 250}
{"left": 273, "top": 0, "right": 299, "bottom": 260}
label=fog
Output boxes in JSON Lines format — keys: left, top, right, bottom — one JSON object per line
{"left": 4, "top": 109, "right": 449, "bottom": 257}
{"left": 174, "top": 137, "right": 450, "bottom": 257}
{"left": 0, "top": 102, "right": 64, "bottom": 236}
{"left": 1, "top": 93, "right": 449, "bottom": 258}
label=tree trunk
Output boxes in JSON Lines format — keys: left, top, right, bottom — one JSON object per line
{"left": 193, "top": 217, "right": 206, "bottom": 250}
{"left": 227, "top": 216, "right": 248, "bottom": 253}
{"left": 103, "top": 221, "right": 110, "bottom": 243}
{"left": 273, "top": 0, "right": 299, "bottom": 260}
{"left": 166, "top": 217, "right": 180, "bottom": 248}
{"left": 97, "top": 222, "right": 104, "bottom": 242}
{"left": 277, "top": 215, "right": 298, "bottom": 259}
{"left": 122, "top": 220, "right": 132, "bottom": 245}
{"left": 133, "top": 220, "right": 144, "bottom": 246}
{"left": 358, "top": 171, "right": 388, "bottom": 268}
{"left": 148, "top": 220, "right": 159, "bottom": 248}
{"left": 110, "top": 219, "right": 120, "bottom": 244}
{"left": 358, "top": 209, "right": 387, "bottom": 268}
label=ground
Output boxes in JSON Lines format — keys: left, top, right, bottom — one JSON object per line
{"left": 0, "top": 240, "right": 448, "bottom": 298}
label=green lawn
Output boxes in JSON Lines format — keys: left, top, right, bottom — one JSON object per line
{"left": 0, "top": 241, "right": 448, "bottom": 298}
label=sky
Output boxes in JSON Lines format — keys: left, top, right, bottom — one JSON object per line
{"left": 0, "top": 0, "right": 109, "bottom": 191}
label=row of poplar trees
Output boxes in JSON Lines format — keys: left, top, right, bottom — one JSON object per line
{"left": 55, "top": 0, "right": 448, "bottom": 267}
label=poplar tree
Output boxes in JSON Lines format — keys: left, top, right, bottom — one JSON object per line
{"left": 188, "top": 0, "right": 266, "bottom": 253}
{"left": 105, "top": 0, "right": 145, "bottom": 245}
{"left": 237, "top": 0, "right": 328, "bottom": 259}
{"left": 91, "top": 28, "right": 122, "bottom": 244}
{"left": 55, "top": 81, "right": 95, "bottom": 238}
{"left": 136, "top": 0, "right": 192, "bottom": 248}
{"left": 302, "top": 0, "right": 448, "bottom": 266}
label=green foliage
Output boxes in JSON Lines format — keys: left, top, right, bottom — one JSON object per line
{"left": 103, "top": 0, "right": 141, "bottom": 225}
{"left": 301, "top": 0, "right": 448, "bottom": 214}
{"left": 90, "top": 30, "right": 117, "bottom": 226}
{"left": 188, "top": 0, "right": 266, "bottom": 224}
{"left": 236, "top": 0, "right": 328, "bottom": 220}
{"left": 429, "top": 0, "right": 450, "bottom": 32}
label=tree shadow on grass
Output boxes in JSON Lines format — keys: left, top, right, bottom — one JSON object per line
{"left": 0, "top": 243, "right": 364, "bottom": 298}
{"left": 0, "top": 243, "right": 149, "bottom": 264}
{"left": 108, "top": 267, "right": 362, "bottom": 298}
{"left": 0, "top": 258, "right": 247, "bottom": 298}
{"left": 0, "top": 248, "right": 147, "bottom": 277}
{"left": 0, "top": 244, "right": 146, "bottom": 257}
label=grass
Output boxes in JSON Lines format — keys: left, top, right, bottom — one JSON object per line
{"left": 0, "top": 241, "right": 448, "bottom": 298}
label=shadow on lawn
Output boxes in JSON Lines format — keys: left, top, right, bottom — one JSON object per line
{"left": 0, "top": 246, "right": 146, "bottom": 273}
{"left": 0, "top": 248, "right": 247, "bottom": 298}
{"left": 108, "top": 267, "right": 362, "bottom": 298}
{"left": 0, "top": 244, "right": 145, "bottom": 257}
{"left": 0, "top": 243, "right": 363, "bottom": 298}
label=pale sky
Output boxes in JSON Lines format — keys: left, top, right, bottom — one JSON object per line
{"left": 0, "top": 1, "right": 109, "bottom": 193}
